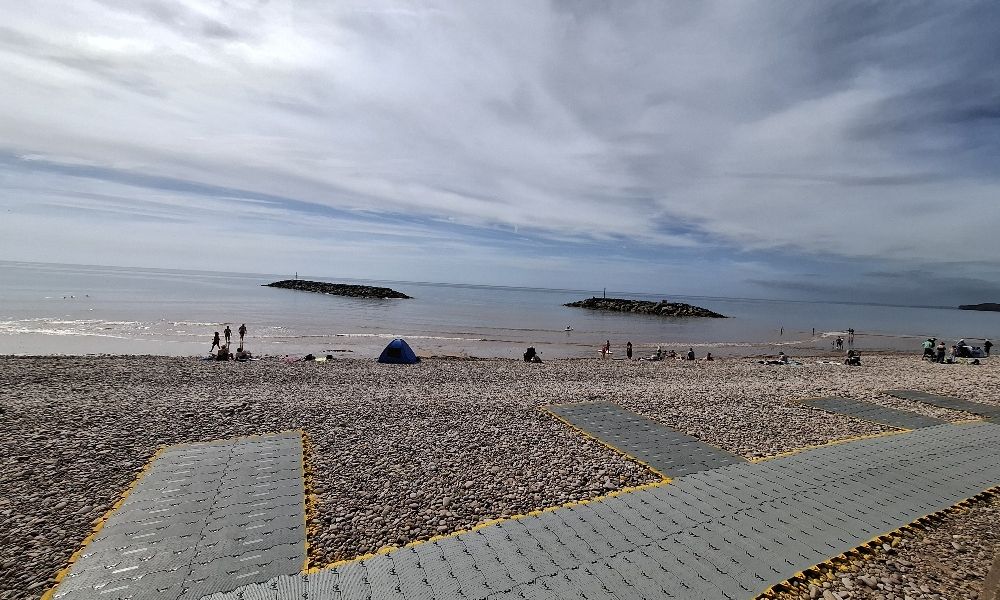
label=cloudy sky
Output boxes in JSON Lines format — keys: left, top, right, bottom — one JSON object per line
{"left": 1, "top": 1, "right": 998, "bottom": 304}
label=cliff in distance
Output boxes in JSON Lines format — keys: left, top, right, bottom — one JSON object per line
{"left": 959, "top": 303, "right": 1000, "bottom": 312}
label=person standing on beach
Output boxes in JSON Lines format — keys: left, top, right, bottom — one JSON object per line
{"left": 601, "top": 340, "right": 611, "bottom": 358}
{"left": 921, "top": 338, "right": 934, "bottom": 360}
{"left": 687, "top": 348, "right": 695, "bottom": 361}
{"left": 935, "top": 340, "right": 946, "bottom": 363}
{"left": 626, "top": 341, "right": 633, "bottom": 360}
{"left": 211, "top": 331, "right": 221, "bottom": 352}
{"left": 239, "top": 323, "right": 247, "bottom": 346}
{"left": 985, "top": 339, "right": 993, "bottom": 356}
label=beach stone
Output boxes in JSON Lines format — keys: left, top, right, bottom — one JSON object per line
{"left": 4, "top": 353, "right": 1000, "bottom": 600}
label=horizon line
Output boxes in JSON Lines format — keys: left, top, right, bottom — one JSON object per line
{"left": 0, "top": 259, "right": 958, "bottom": 311}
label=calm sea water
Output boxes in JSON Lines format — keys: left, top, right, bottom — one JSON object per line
{"left": 1, "top": 261, "right": 997, "bottom": 359}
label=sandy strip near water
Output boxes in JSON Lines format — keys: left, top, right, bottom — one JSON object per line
{"left": 1, "top": 354, "right": 998, "bottom": 599}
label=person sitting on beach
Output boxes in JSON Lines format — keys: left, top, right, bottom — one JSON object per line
{"left": 704, "top": 352, "right": 714, "bottom": 361}
{"left": 216, "top": 344, "right": 231, "bottom": 361}
{"left": 844, "top": 349, "right": 861, "bottom": 366}
{"left": 956, "top": 340, "right": 972, "bottom": 358}
{"left": 524, "top": 346, "right": 542, "bottom": 363}
{"left": 686, "top": 348, "right": 695, "bottom": 361}
{"left": 667, "top": 349, "right": 677, "bottom": 359}
{"left": 760, "top": 352, "right": 788, "bottom": 365}
{"left": 304, "top": 353, "right": 316, "bottom": 361}
{"left": 235, "top": 347, "right": 252, "bottom": 361}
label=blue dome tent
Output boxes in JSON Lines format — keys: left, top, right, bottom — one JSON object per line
{"left": 377, "top": 338, "right": 419, "bottom": 364}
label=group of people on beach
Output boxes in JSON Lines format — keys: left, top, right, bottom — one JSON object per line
{"left": 597, "top": 340, "right": 710, "bottom": 362}
{"left": 921, "top": 337, "right": 991, "bottom": 363}
{"left": 210, "top": 323, "right": 251, "bottom": 361}
{"left": 832, "top": 329, "right": 855, "bottom": 351}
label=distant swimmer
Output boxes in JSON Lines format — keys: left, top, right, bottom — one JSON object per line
{"left": 565, "top": 326, "right": 573, "bottom": 332}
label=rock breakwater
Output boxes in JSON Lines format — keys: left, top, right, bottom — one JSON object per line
{"left": 265, "top": 280, "right": 411, "bottom": 299}
{"left": 565, "top": 297, "right": 727, "bottom": 318}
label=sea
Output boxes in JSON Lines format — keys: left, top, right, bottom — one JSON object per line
{"left": 1, "top": 261, "right": 997, "bottom": 359}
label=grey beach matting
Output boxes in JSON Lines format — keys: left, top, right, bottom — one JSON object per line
{"left": 208, "top": 421, "right": 1000, "bottom": 600}
{"left": 46, "top": 431, "right": 307, "bottom": 600}
{"left": 43, "top": 414, "right": 1000, "bottom": 600}
{"left": 546, "top": 401, "right": 746, "bottom": 477}
{"left": 885, "top": 389, "right": 1000, "bottom": 419}
{"left": 797, "top": 396, "right": 944, "bottom": 429}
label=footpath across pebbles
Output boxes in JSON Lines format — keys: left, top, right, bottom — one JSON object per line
{"left": 771, "top": 494, "right": 1000, "bottom": 600}
{"left": 1, "top": 354, "right": 998, "bottom": 599}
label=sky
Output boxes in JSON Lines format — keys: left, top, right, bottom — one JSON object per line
{"left": 1, "top": 1, "right": 998, "bottom": 305}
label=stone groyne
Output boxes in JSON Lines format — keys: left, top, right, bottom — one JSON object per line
{"left": 565, "top": 297, "right": 727, "bottom": 318}
{"left": 264, "top": 280, "right": 411, "bottom": 299}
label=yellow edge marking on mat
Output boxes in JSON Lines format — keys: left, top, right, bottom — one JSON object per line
{"left": 749, "top": 429, "right": 910, "bottom": 463}
{"left": 539, "top": 404, "right": 674, "bottom": 482}
{"left": 299, "top": 429, "right": 322, "bottom": 572}
{"left": 40, "top": 444, "right": 167, "bottom": 600}
{"left": 40, "top": 429, "right": 306, "bottom": 600}
{"left": 305, "top": 405, "right": 672, "bottom": 574}
{"left": 306, "top": 476, "right": 670, "bottom": 573}
{"left": 753, "top": 485, "right": 1000, "bottom": 598}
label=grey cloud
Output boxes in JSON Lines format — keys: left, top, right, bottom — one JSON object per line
{"left": 723, "top": 172, "right": 949, "bottom": 187}
{"left": 750, "top": 268, "right": 1000, "bottom": 307}
{"left": 1, "top": 1, "right": 999, "bottom": 299}
{"left": 104, "top": 0, "right": 242, "bottom": 40}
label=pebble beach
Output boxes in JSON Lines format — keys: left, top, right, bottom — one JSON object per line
{"left": 1, "top": 354, "right": 998, "bottom": 599}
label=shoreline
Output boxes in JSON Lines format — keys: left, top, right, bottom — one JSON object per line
{"left": 0, "top": 331, "right": 917, "bottom": 360}
{"left": 0, "top": 348, "right": 944, "bottom": 360}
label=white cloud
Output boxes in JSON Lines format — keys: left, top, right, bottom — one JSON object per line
{"left": 0, "top": 1, "right": 997, "bottom": 297}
